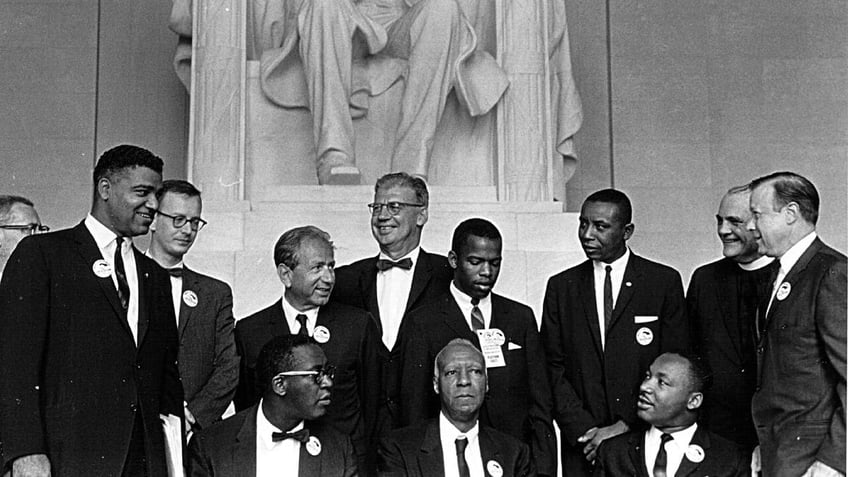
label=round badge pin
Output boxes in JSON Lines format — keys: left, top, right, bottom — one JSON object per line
{"left": 92, "top": 259, "right": 112, "bottom": 278}
{"left": 491, "top": 329, "right": 506, "bottom": 346}
{"left": 182, "top": 290, "right": 198, "bottom": 308}
{"left": 486, "top": 460, "right": 503, "bottom": 477}
{"left": 625, "top": 281, "right": 632, "bottom": 287}
{"left": 313, "top": 325, "right": 330, "bottom": 344}
{"left": 685, "top": 444, "right": 705, "bottom": 463}
{"left": 306, "top": 436, "right": 322, "bottom": 456}
{"left": 635, "top": 327, "right": 654, "bottom": 346}
{"left": 776, "top": 282, "right": 791, "bottom": 301}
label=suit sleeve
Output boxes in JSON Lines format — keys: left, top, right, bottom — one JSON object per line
{"left": 233, "top": 323, "right": 256, "bottom": 411}
{"left": 157, "top": 271, "right": 185, "bottom": 417}
{"left": 399, "top": 314, "right": 438, "bottom": 427}
{"left": 376, "top": 436, "right": 408, "bottom": 477}
{"left": 0, "top": 239, "right": 50, "bottom": 462}
{"left": 659, "top": 268, "right": 690, "bottom": 354}
{"left": 342, "top": 433, "right": 361, "bottom": 477}
{"left": 814, "top": 258, "right": 847, "bottom": 471}
{"left": 521, "top": 312, "right": 558, "bottom": 477}
{"left": 591, "top": 440, "right": 611, "bottom": 477}
{"left": 358, "top": 314, "right": 382, "bottom": 456}
{"left": 685, "top": 268, "right": 704, "bottom": 355}
{"left": 515, "top": 441, "right": 537, "bottom": 477}
{"left": 186, "top": 432, "right": 214, "bottom": 477}
{"left": 188, "top": 284, "right": 240, "bottom": 428}
{"left": 539, "top": 276, "right": 597, "bottom": 445}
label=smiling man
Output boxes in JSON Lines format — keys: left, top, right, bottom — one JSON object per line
{"left": 400, "top": 218, "right": 556, "bottom": 476}
{"left": 379, "top": 339, "right": 533, "bottom": 477}
{"left": 685, "top": 185, "right": 774, "bottom": 453}
{"left": 0, "top": 145, "right": 183, "bottom": 476}
{"left": 234, "top": 226, "right": 380, "bottom": 471}
{"left": 0, "top": 195, "right": 45, "bottom": 279}
{"left": 188, "top": 335, "right": 358, "bottom": 476}
{"left": 540, "top": 188, "right": 688, "bottom": 477}
{"left": 594, "top": 352, "right": 748, "bottom": 477}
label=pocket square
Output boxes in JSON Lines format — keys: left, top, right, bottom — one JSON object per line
{"left": 507, "top": 342, "right": 522, "bottom": 350}
{"left": 634, "top": 315, "right": 658, "bottom": 324}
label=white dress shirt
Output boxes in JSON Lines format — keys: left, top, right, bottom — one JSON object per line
{"left": 766, "top": 231, "right": 817, "bottom": 314}
{"left": 449, "top": 282, "right": 492, "bottom": 330}
{"left": 145, "top": 251, "right": 184, "bottom": 327}
{"left": 737, "top": 255, "right": 774, "bottom": 272}
{"left": 256, "top": 400, "right": 301, "bottom": 477}
{"left": 282, "top": 295, "right": 319, "bottom": 336}
{"left": 439, "top": 412, "right": 484, "bottom": 477}
{"left": 376, "top": 247, "right": 420, "bottom": 349}
{"left": 592, "top": 248, "right": 630, "bottom": 349}
{"left": 85, "top": 214, "right": 140, "bottom": 344}
{"left": 644, "top": 423, "right": 698, "bottom": 477}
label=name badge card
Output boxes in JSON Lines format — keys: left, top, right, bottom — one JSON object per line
{"left": 476, "top": 328, "right": 506, "bottom": 368}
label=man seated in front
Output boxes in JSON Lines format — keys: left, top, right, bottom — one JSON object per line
{"left": 187, "top": 335, "right": 358, "bottom": 476}
{"left": 594, "top": 352, "right": 748, "bottom": 477}
{"left": 378, "top": 338, "right": 534, "bottom": 477}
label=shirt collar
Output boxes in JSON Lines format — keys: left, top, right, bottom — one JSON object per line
{"left": 737, "top": 255, "right": 774, "bottom": 271}
{"left": 593, "top": 247, "right": 631, "bottom": 271}
{"left": 85, "top": 213, "right": 121, "bottom": 250}
{"left": 143, "top": 250, "right": 184, "bottom": 270}
{"left": 778, "top": 231, "right": 817, "bottom": 275}
{"left": 449, "top": 281, "right": 491, "bottom": 308}
{"left": 282, "top": 295, "right": 319, "bottom": 323}
{"left": 378, "top": 246, "right": 421, "bottom": 269}
{"left": 439, "top": 411, "right": 479, "bottom": 442}
{"left": 647, "top": 422, "right": 698, "bottom": 447}
{"left": 256, "top": 400, "right": 304, "bottom": 450}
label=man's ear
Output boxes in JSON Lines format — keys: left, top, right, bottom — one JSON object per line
{"left": 416, "top": 206, "right": 429, "bottom": 227}
{"left": 277, "top": 263, "right": 293, "bottom": 288}
{"left": 272, "top": 375, "right": 287, "bottom": 397}
{"left": 783, "top": 202, "right": 800, "bottom": 225}
{"left": 433, "top": 376, "right": 440, "bottom": 396}
{"left": 96, "top": 177, "right": 112, "bottom": 202}
{"left": 686, "top": 392, "right": 703, "bottom": 411}
{"left": 623, "top": 223, "right": 635, "bottom": 241}
{"left": 448, "top": 250, "right": 458, "bottom": 270}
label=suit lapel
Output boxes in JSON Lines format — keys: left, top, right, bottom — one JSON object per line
{"left": 443, "top": 296, "right": 478, "bottom": 345}
{"left": 134, "top": 247, "right": 150, "bottom": 346}
{"left": 362, "top": 256, "right": 381, "bottom": 327}
{"left": 407, "top": 251, "right": 434, "bottom": 313}
{"left": 299, "top": 429, "right": 322, "bottom": 476}
{"left": 675, "top": 427, "right": 710, "bottom": 477}
{"left": 716, "top": 261, "right": 744, "bottom": 361}
{"left": 269, "top": 299, "right": 292, "bottom": 337}
{"left": 234, "top": 406, "right": 258, "bottom": 477}
{"left": 418, "top": 421, "right": 446, "bottom": 476}
{"left": 765, "top": 238, "right": 821, "bottom": 323}
{"left": 479, "top": 427, "right": 503, "bottom": 477}
{"left": 609, "top": 255, "right": 639, "bottom": 331}
{"left": 578, "top": 262, "right": 604, "bottom": 360}
{"left": 627, "top": 432, "right": 650, "bottom": 477}
{"left": 178, "top": 267, "right": 201, "bottom": 338}
{"left": 72, "top": 223, "right": 133, "bottom": 340}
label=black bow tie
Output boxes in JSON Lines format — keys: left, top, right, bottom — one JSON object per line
{"left": 375, "top": 258, "right": 413, "bottom": 272}
{"left": 167, "top": 267, "right": 183, "bottom": 278}
{"left": 272, "top": 428, "right": 310, "bottom": 443}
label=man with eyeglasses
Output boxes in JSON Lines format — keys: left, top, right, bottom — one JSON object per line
{"left": 188, "top": 334, "right": 358, "bottom": 476}
{"left": 0, "top": 195, "right": 46, "bottom": 280}
{"left": 0, "top": 145, "right": 183, "bottom": 476}
{"left": 235, "top": 226, "right": 380, "bottom": 473}
{"left": 332, "top": 172, "right": 452, "bottom": 435}
{"left": 147, "top": 180, "right": 239, "bottom": 438}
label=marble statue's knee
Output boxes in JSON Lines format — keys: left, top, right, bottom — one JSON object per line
{"left": 408, "top": 0, "right": 462, "bottom": 40}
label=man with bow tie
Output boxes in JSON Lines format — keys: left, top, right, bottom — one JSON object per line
{"left": 147, "top": 180, "right": 239, "bottom": 436}
{"left": 332, "top": 172, "right": 452, "bottom": 433}
{"left": 188, "top": 334, "right": 358, "bottom": 477}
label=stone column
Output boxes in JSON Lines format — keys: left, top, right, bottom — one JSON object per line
{"left": 187, "top": 0, "right": 246, "bottom": 202}
{"left": 496, "top": 0, "right": 554, "bottom": 201}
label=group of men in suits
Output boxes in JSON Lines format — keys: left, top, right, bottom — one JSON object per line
{"left": 0, "top": 141, "right": 843, "bottom": 477}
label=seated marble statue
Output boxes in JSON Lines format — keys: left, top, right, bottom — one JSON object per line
{"left": 170, "top": 0, "right": 580, "bottom": 186}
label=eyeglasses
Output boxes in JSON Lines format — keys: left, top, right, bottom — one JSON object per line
{"left": 366, "top": 202, "right": 424, "bottom": 216}
{"left": 275, "top": 365, "right": 336, "bottom": 385}
{"left": 0, "top": 224, "right": 50, "bottom": 235}
{"left": 156, "top": 210, "right": 207, "bottom": 231}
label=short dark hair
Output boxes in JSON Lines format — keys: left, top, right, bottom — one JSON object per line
{"left": 273, "top": 226, "right": 333, "bottom": 268}
{"left": 375, "top": 172, "right": 429, "bottom": 207}
{"left": 750, "top": 171, "right": 819, "bottom": 225}
{"left": 0, "top": 195, "right": 34, "bottom": 223}
{"left": 584, "top": 189, "right": 633, "bottom": 224}
{"left": 256, "top": 335, "right": 318, "bottom": 395}
{"left": 451, "top": 218, "right": 502, "bottom": 255}
{"left": 156, "top": 179, "right": 201, "bottom": 202}
{"left": 673, "top": 352, "right": 713, "bottom": 395}
{"left": 93, "top": 145, "right": 164, "bottom": 184}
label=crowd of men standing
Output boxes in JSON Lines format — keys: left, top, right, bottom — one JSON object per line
{"left": 0, "top": 144, "right": 844, "bottom": 477}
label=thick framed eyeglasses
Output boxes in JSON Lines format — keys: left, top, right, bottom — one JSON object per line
{"left": 156, "top": 210, "right": 207, "bottom": 231}
{"left": 0, "top": 224, "right": 50, "bottom": 235}
{"left": 366, "top": 202, "right": 424, "bottom": 216}
{"left": 275, "top": 365, "right": 336, "bottom": 385}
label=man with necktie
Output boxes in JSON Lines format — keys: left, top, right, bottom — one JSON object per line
{"left": 0, "top": 145, "right": 183, "bottom": 476}
{"left": 147, "top": 180, "right": 239, "bottom": 435}
{"left": 188, "top": 334, "right": 358, "bottom": 476}
{"left": 379, "top": 339, "right": 533, "bottom": 477}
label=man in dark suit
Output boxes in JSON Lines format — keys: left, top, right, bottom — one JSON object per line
{"left": 400, "top": 218, "right": 556, "bottom": 476}
{"left": 0, "top": 145, "right": 183, "bottom": 476}
{"left": 332, "top": 173, "right": 452, "bottom": 431}
{"left": 746, "top": 172, "right": 846, "bottom": 477}
{"left": 234, "top": 226, "right": 380, "bottom": 471}
{"left": 540, "top": 188, "right": 689, "bottom": 476}
{"left": 0, "top": 195, "right": 45, "bottom": 280}
{"left": 188, "top": 334, "right": 358, "bottom": 476}
{"left": 686, "top": 185, "right": 774, "bottom": 453}
{"left": 594, "top": 352, "right": 748, "bottom": 477}
{"left": 147, "top": 180, "right": 239, "bottom": 434}
{"left": 379, "top": 339, "right": 534, "bottom": 477}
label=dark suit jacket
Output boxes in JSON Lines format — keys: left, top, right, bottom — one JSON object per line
{"left": 686, "top": 257, "right": 770, "bottom": 451}
{"left": 593, "top": 426, "right": 747, "bottom": 477}
{"left": 378, "top": 419, "right": 535, "bottom": 477}
{"left": 178, "top": 267, "right": 239, "bottom": 429}
{"left": 332, "top": 250, "right": 452, "bottom": 429}
{"left": 751, "top": 238, "right": 846, "bottom": 476}
{"left": 0, "top": 222, "right": 183, "bottom": 476}
{"left": 540, "top": 253, "right": 688, "bottom": 476}
{"left": 187, "top": 405, "right": 358, "bottom": 476}
{"left": 400, "top": 293, "right": 557, "bottom": 476}
{"left": 234, "top": 300, "right": 381, "bottom": 462}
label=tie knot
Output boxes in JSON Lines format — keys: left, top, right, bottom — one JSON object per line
{"left": 167, "top": 267, "right": 183, "bottom": 278}
{"left": 272, "top": 428, "right": 310, "bottom": 443}
{"left": 660, "top": 433, "right": 673, "bottom": 444}
{"left": 605, "top": 265, "right": 612, "bottom": 274}
{"left": 375, "top": 257, "right": 413, "bottom": 272}
{"left": 470, "top": 297, "right": 480, "bottom": 306}
{"left": 455, "top": 437, "right": 468, "bottom": 454}
{"left": 295, "top": 314, "right": 309, "bottom": 336}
